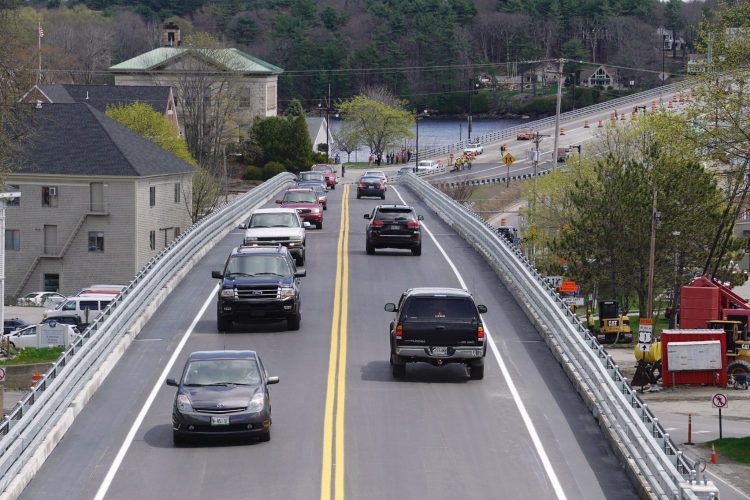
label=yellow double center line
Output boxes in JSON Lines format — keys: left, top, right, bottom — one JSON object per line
{"left": 321, "top": 184, "right": 349, "bottom": 500}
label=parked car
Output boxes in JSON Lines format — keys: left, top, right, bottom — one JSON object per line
{"left": 414, "top": 160, "right": 438, "bottom": 171}
{"left": 3, "top": 318, "right": 30, "bottom": 335}
{"left": 44, "top": 294, "right": 114, "bottom": 327}
{"left": 364, "top": 204, "right": 423, "bottom": 255}
{"left": 385, "top": 287, "right": 488, "bottom": 379}
{"left": 311, "top": 164, "right": 337, "bottom": 189}
{"left": 276, "top": 188, "right": 324, "bottom": 229}
{"left": 166, "top": 350, "right": 279, "bottom": 444}
{"left": 3, "top": 322, "right": 80, "bottom": 350}
{"left": 17, "top": 291, "right": 66, "bottom": 307}
{"left": 398, "top": 167, "right": 413, "bottom": 176}
{"left": 356, "top": 175, "right": 387, "bottom": 200}
{"left": 241, "top": 208, "right": 308, "bottom": 266}
{"left": 463, "top": 142, "right": 484, "bottom": 155}
{"left": 516, "top": 128, "right": 537, "bottom": 140}
{"left": 212, "top": 244, "right": 305, "bottom": 332}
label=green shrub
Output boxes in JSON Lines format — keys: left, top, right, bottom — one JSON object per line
{"left": 242, "top": 166, "right": 263, "bottom": 180}
{"left": 263, "top": 161, "right": 287, "bottom": 179}
{"left": 0, "top": 347, "right": 65, "bottom": 365}
{"left": 519, "top": 96, "right": 557, "bottom": 115}
{"left": 4, "top": 295, "right": 17, "bottom": 306}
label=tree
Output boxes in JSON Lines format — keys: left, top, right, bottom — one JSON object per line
{"left": 105, "top": 101, "right": 196, "bottom": 165}
{"left": 331, "top": 120, "right": 361, "bottom": 164}
{"left": 250, "top": 102, "right": 313, "bottom": 173}
{"left": 184, "top": 167, "right": 220, "bottom": 223}
{"left": 228, "top": 15, "right": 258, "bottom": 45}
{"left": 337, "top": 92, "right": 413, "bottom": 155}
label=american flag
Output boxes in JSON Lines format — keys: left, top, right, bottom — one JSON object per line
{"left": 38, "top": 24, "right": 44, "bottom": 38}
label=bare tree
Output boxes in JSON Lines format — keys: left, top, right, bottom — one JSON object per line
{"left": 330, "top": 120, "right": 361, "bottom": 163}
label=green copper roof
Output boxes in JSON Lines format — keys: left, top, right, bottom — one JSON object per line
{"left": 109, "top": 47, "right": 283, "bottom": 74}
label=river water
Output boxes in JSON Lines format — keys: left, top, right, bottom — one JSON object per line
{"left": 328, "top": 117, "right": 525, "bottom": 160}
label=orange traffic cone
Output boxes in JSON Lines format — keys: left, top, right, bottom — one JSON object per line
{"left": 597, "top": 120, "right": 604, "bottom": 128}
{"left": 584, "top": 120, "right": 589, "bottom": 128}
{"left": 560, "top": 127, "right": 565, "bottom": 135}
{"left": 711, "top": 444, "right": 718, "bottom": 464}
{"left": 31, "top": 372, "right": 42, "bottom": 386}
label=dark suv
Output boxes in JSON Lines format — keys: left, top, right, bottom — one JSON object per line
{"left": 212, "top": 245, "right": 305, "bottom": 332}
{"left": 364, "top": 205, "right": 424, "bottom": 256}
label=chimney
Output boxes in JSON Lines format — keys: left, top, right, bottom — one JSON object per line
{"left": 162, "top": 22, "right": 181, "bottom": 48}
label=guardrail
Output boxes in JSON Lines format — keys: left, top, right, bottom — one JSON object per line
{"left": 400, "top": 173, "right": 717, "bottom": 500}
{"left": 416, "top": 83, "right": 685, "bottom": 161}
{"left": 0, "top": 173, "right": 296, "bottom": 494}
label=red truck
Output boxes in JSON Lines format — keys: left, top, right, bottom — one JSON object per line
{"left": 311, "top": 164, "right": 337, "bottom": 189}
{"left": 276, "top": 188, "right": 324, "bottom": 229}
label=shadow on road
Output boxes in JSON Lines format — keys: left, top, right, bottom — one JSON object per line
{"left": 360, "top": 360, "right": 470, "bottom": 384}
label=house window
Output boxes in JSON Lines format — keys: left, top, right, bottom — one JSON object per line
{"left": 174, "top": 183, "right": 181, "bottom": 203}
{"left": 42, "top": 186, "right": 58, "bottom": 207}
{"left": 149, "top": 230, "right": 156, "bottom": 250}
{"left": 88, "top": 231, "right": 104, "bottom": 252}
{"left": 174, "top": 227, "right": 181, "bottom": 238}
{"left": 43, "top": 273, "right": 59, "bottom": 292}
{"left": 239, "top": 96, "right": 250, "bottom": 108}
{"left": 6, "top": 185, "right": 19, "bottom": 206}
{"left": 5, "top": 229, "right": 20, "bottom": 250}
{"left": 149, "top": 186, "right": 156, "bottom": 207}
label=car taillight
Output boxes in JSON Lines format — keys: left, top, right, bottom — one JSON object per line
{"left": 357, "top": 183, "right": 364, "bottom": 187}
{"left": 477, "top": 325, "right": 485, "bottom": 340}
{"left": 372, "top": 220, "right": 384, "bottom": 227}
{"left": 406, "top": 221, "right": 420, "bottom": 228}
{"left": 378, "top": 183, "right": 384, "bottom": 188}
{"left": 396, "top": 324, "right": 403, "bottom": 340}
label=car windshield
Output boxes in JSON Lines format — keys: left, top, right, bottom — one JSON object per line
{"left": 249, "top": 213, "right": 299, "bottom": 228}
{"left": 299, "top": 173, "right": 324, "bottom": 181}
{"left": 283, "top": 191, "right": 317, "bottom": 203}
{"left": 225, "top": 255, "right": 291, "bottom": 277}
{"left": 183, "top": 358, "right": 261, "bottom": 386}
{"left": 312, "top": 166, "right": 333, "bottom": 173}
{"left": 403, "top": 297, "right": 478, "bottom": 320}
{"left": 375, "top": 208, "right": 415, "bottom": 221}
{"left": 365, "top": 171, "right": 385, "bottom": 177}
{"left": 360, "top": 176, "right": 382, "bottom": 183}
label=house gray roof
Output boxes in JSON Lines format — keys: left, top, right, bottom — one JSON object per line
{"left": 16, "top": 102, "right": 195, "bottom": 177}
{"left": 305, "top": 117, "right": 325, "bottom": 145}
{"left": 580, "top": 65, "right": 617, "bottom": 81}
{"left": 109, "top": 47, "right": 283, "bottom": 74}
{"left": 37, "top": 84, "right": 172, "bottom": 113}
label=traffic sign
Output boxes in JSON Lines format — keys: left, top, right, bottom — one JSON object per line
{"left": 712, "top": 393, "right": 728, "bottom": 409}
{"left": 559, "top": 281, "right": 577, "bottom": 293}
{"left": 502, "top": 152, "right": 515, "bottom": 166}
{"left": 639, "top": 318, "right": 653, "bottom": 344}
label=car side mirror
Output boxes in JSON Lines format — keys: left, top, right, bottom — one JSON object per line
{"left": 477, "top": 305, "right": 488, "bottom": 314}
{"left": 166, "top": 378, "right": 178, "bottom": 387}
{"left": 295, "top": 269, "right": 306, "bottom": 278}
{"left": 238, "top": 223, "right": 247, "bottom": 229}
{"left": 211, "top": 270, "right": 223, "bottom": 279}
{"left": 303, "top": 221, "right": 312, "bottom": 228}
{"left": 267, "top": 376, "right": 280, "bottom": 385}
{"left": 275, "top": 200, "right": 282, "bottom": 204}
{"left": 364, "top": 214, "right": 371, "bottom": 219}
{"left": 384, "top": 303, "right": 397, "bottom": 312}
{"left": 417, "top": 215, "right": 424, "bottom": 221}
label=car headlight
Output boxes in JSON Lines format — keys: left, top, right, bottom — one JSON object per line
{"left": 311, "top": 208, "right": 321, "bottom": 214}
{"left": 176, "top": 394, "right": 193, "bottom": 412}
{"left": 220, "top": 288, "right": 236, "bottom": 298}
{"left": 243, "top": 237, "right": 257, "bottom": 245}
{"left": 288, "top": 240, "right": 303, "bottom": 247}
{"left": 247, "top": 392, "right": 265, "bottom": 413}
{"left": 279, "top": 286, "right": 295, "bottom": 299}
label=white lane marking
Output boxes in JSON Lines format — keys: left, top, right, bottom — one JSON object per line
{"left": 393, "top": 186, "right": 568, "bottom": 500}
{"left": 93, "top": 285, "right": 218, "bottom": 500}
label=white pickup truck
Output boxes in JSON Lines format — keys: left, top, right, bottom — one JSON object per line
{"left": 463, "top": 142, "right": 483, "bottom": 155}
{"left": 241, "top": 208, "right": 309, "bottom": 266}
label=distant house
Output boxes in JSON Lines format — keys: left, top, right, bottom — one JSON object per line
{"left": 109, "top": 24, "right": 283, "bottom": 129}
{"left": 687, "top": 54, "right": 709, "bottom": 74}
{"left": 579, "top": 65, "right": 620, "bottom": 89}
{"left": 19, "top": 84, "right": 179, "bottom": 133}
{"left": 4, "top": 102, "right": 195, "bottom": 296}
{"left": 656, "top": 27, "right": 686, "bottom": 52}
{"left": 306, "top": 117, "right": 327, "bottom": 152}
{"left": 524, "top": 62, "right": 558, "bottom": 86}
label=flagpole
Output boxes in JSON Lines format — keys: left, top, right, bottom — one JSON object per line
{"left": 37, "top": 21, "right": 41, "bottom": 84}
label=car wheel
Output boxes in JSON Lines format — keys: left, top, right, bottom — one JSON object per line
{"left": 316, "top": 222, "right": 323, "bottom": 230}
{"left": 173, "top": 431, "right": 188, "bottom": 446}
{"left": 469, "top": 363, "right": 484, "bottom": 380}
{"left": 603, "top": 333, "right": 616, "bottom": 344}
{"left": 287, "top": 313, "right": 301, "bottom": 331}
{"left": 381, "top": 194, "right": 386, "bottom": 200}
{"left": 217, "top": 316, "right": 232, "bottom": 333}
{"left": 258, "top": 430, "right": 271, "bottom": 442}
{"left": 296, "top": 254, "right": 305, "bottom": 267}
{"left": 366, "top": 241, "right": 375, "bottom": 255}
{"left": 331, "top": 184, "right": 336, "bottom": 190}
{"left": 9, "top": 342, "right": 16, "bottom": 351}
{"left": 324, "top": 205, "right": 327, "bottom": 210}
{"left": 357, "top": 193, "right": 361, "bottom": 199}
{"left": 411, "top": 245, "right": 422, "bottom": 256}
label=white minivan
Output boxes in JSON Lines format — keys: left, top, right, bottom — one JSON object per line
{"left": 44, "top": 294, "right": 115, "bottom": 326}
{"left": 3, "top": 322, "right": 80, "bottom": 350}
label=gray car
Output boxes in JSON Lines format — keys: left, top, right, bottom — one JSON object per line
{"left": 166, "top": 350, "right": 279, "bottom": 444}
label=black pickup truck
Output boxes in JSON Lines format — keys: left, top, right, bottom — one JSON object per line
{"left": 385, "top": 287, "right": 488, "bottom": 380}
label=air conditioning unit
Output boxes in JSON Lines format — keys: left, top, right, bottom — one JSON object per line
{"left": 48, "top": 187, "right": 57, "bottom": 196}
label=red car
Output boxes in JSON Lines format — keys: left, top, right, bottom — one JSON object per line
{"left": 276, "top": 188, "right": 324, "bottom": 229}
{"left": 311, "top": 164, "right": 337, "bottom": 189}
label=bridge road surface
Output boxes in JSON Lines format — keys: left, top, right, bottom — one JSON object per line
{"left": 20, "top": 184, "right": 638, "bottom": 500}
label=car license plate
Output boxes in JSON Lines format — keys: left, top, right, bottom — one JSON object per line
{"left": 432, "top": 346, "right": 448, "bottom": 356}
{"left": 211, "top": 416, "right": 230, "bottom": 426}
{"left": 390, "top": 225, "right": 400, "bottom": 230}
{"left": 368, "top": 185, "right": 374, "bottom": 189}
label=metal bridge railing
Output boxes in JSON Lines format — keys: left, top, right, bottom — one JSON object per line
{"left": 401, "top": 173, "right": 716, "bottom": 500}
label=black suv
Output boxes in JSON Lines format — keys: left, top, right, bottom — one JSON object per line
{"left": 212, "top": 245, "right": 305, "bottom": 332}
{"left": 385, "top": 287, "right": 488, "bottom": 379}
{"left": 364, "top": 205, "right": 424, "bottom": 256}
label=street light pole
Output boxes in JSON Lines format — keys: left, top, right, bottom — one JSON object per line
{"left": 552, "top": 58, "right": 565, "bottom": 168}
{"left": 325, "top": 82, "right": 331, "bottom": 161}
{"left": 415, "top": 109, "right": 420, "bottom": 168}
{"left": 468, "top": 79, "right": 473, "bottom": 142}
{"left": 647, "top": 186, "right": 659, "bottom": 319}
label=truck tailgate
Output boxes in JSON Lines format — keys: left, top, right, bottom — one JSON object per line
{"left": 400, "top": 319, "right": 480, "bottom": 347}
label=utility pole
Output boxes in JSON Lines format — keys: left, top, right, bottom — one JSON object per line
{"left": 647, "top": 186, "right": 658, "bottom": 318}
{"left": 552, "top": 58, "right": 565, "bottom": 168}
{"left": 468, "top": 78, "right": 473, "bottom": 141}
{"left": 530, "top": 132, "right": 549, "bottom": 264}
{"left": 325, "top": 82, "right": 331, "bottom": 160}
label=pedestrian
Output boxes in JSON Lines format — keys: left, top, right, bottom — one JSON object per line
{"left": 335, "top": 152, "right": 340, "bottom": 164}
{"left": 376, "top": 153, "right": 382, "bottom": 166}
{"left": 586, "top": 309, "right": 595, "bottom": 331}
{"left": 341, "top": 164, "right": 346, "bottom": 177}
{"left": 368, "top": 154, "right": 373, "bottom": 166}
{"left": 407, "top": 150, "right": 412, "bottom": 162}
{"left": 395, "top": 152, "right": 400, "bottom": 163}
